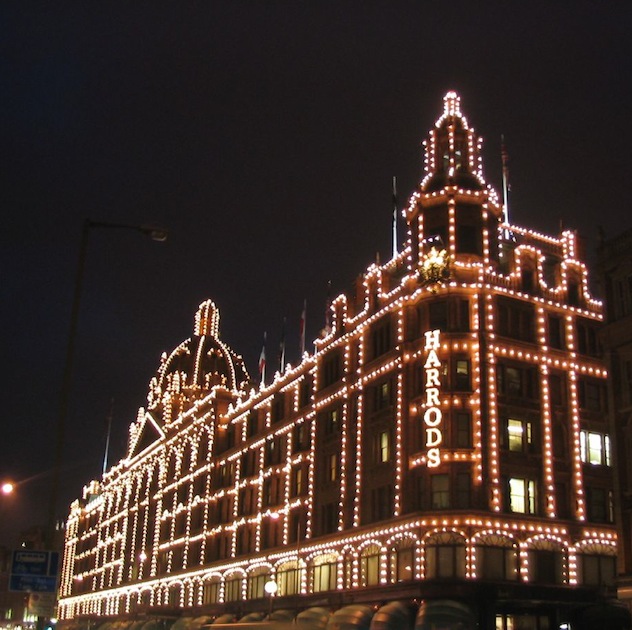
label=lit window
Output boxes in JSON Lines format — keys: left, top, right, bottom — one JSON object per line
{"left": 580, "top": 431, "right": 611, "bottom": 466}
{"left": 327, "top": 454, "right": 338, "bottom": 481}
{"left": 507, "top": 419, "right": 533, "bottom": 452}
{"left": 508, "top": 478, "right": 537, "bottom": 514}
{"left": 375, "top": 430, "right": 390, "bottom": 463}
{"left": 431, "top": 474, "right": 450, "bottom": 509}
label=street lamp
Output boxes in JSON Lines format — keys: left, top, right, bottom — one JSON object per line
{"left": 47, "top": 219, "right": 168, "bottom": 546}
{"left": 264, "top": 578, "right": 277, "bottom": 616}
{"left": 1, "top": 482, "right": 14, "bottom": 495}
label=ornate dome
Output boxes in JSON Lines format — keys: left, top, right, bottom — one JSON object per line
{"left": 145, "top": 300, "right": 249, "bottom": 424}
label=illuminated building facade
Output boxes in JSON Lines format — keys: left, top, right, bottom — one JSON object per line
{"left": 58, "top": 93, "right": 624, "bottom": 629}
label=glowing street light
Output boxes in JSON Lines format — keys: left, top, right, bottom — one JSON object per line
{"left": 264, "top": 578, "right": 277, "bottom": 615}
{"left": 1, "top": 482, "right": 14, "bottom": 495}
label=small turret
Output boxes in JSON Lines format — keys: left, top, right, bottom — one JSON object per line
{"left": 407, "top": 91, "right": 503, "bottom": 272}
{"left": 421, "top": 91, "right": 486, "bottom": 193}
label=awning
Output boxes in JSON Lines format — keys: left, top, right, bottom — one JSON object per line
{"left": 211, "top": 614, "right": 237, "bottom": 625}
{"left": 326, "top": 605, "right": 373, "bottom": 630}
{"left": 369, "top": 601, "right": 414, "bottom": 630}
{"left": 171, "top": 618, "right": 195, "bottom": 630}
{"left": 414, "top": 600, "right": 475, "bottom": 630}
{"left": 296, "top": 607, "right": 331, "bottom": 630}
{"left": 140, "top": 619, "right": 174, "bottom": 630}
{"left": 236, "top": 613, "right": 265, "bottom": 624}
{"left": 189, "top": 617, "right": 215, "bottom": 630}
{"left": 268, "top": 610, "right": 295, "bottom": 623}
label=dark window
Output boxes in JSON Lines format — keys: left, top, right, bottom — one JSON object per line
{"left": 271, "top": 393, "right": 286, "bottom": 423}
{"left": 246, "top": 411, "right": 258, "bottom": 438}
{"left": 549, "top": 374, "right": 565, "bottom": 406}
{"left": 429, "top": 301, "right": 448, "bottom": 330}
{"left": 321, "top": 502, "right": 338, "bottom": 534}
{"left": 237, "top": 487, "right": 252, "bottom": 516}
{"left": 497, "top": 364, "right": 538, "bottom": 399}
{"left": 582, "top": 555, "right": 616, "bottom": 586}
{"left": 371, "top": 317, "right": 392, "bottom": 359}
{"left": 578, "top": 379, "right": 603, "bottom": 411}
{"left": 455, "top": 473, "right": 471, "bottom": 508}
{"left": 264, "top": 437, "right": 283, "bottom": 466}
{"left": 576, "top": 320, "right": 600, "bottom": 357}
{"left": 240, "top": 451, "right": 256, "bottom": 478}
{"left": 586, "top": 487, "right": 613, "bottom": 523}
{"left": 454, "top": 359, "right": 471, "bottom": 390}
{"left": 528, "top": 549, "right": 564, "bottom": 584}
{"left": 496, "top": 297, "right": 535, "bottom": 343}
{"left": 457, "top": 224, "right": 481, "bottom": 256}
{"left": 568, "top": 280, "right": 580, "bottom": 306}
{"left": 321, "top": 352, "right": 342, "bottom": 388}
{"left": 555, "top": 482, "right": 570, "bottom": 519}
{"left": 215, "top": 462, "right": 234, "bottom": 489}
{"left": 299, "top": 378, "right": 312, "bottom": 408}
{"left": 521, "top": 268, "right": 535, "bottom": 293}
{"left": 373, "top": 380, "right": 392, "bottom": 412}
{"left": 371, "top": 485, "right": 393, "bottom": 521}
{"left": 548, "top": 315, "right": 564, "bottom": 349}
{"left": 262, "top": 477, "right": 281, "bottom": 508}
{"left": 291, "top": 466, "right": 306, "bottom": 497}
{"left": 456, "top": 299, "right": 470, "bottom": 332}
{"left": 455, "top": 413, "right": 472, "bottom": 448}
{"left": 292, "top": 422, "right": 310, "bottom": 452}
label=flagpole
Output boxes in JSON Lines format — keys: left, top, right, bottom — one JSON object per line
{"left": 325, "top": 281, "right": 332, "bottom": 333}
{"left": 279, "top": 318, "right": 286, "bottom": 373}
{"left": 392, "top": 176, "right": 398, "bottom": 259}
{"left": 501, "top": 135, "right": 510, "bottom": 239}
{"left": 259, "top": 332, "right": 267, "bottom": 387}
{"left": 299, "top": 299, "right": 306, "bottom": 356}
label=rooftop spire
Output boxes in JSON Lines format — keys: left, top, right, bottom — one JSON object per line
{"left": 421, "top": 91, "right": 485, "bottom": 193}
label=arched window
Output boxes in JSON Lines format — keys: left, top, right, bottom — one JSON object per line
{"left": 527, "top": 540, "right": 566, "bottom": 584}
{"left": 425, "top": 532, "right": 466, "bottom": 579}
{"left": 474, "top": 534, "right": 518, "bottom": 580}
{"left": 310, "top": 553, "right": 338, "bottom": 592}
{"left": 577, "top": 543, "right": 616, "bottom": 586}
{"left": 247, "top": 567, "right": 271, "bottom": 599}
{"left": 276, "top": 561, "right": 301, "bottom": 596}
{"left": 390, "top": 538, "right": 416, "bottom": 582}
{"left": 360, "top": 544, "right": 382, "bottom": 587}
{"left": 224, "top": 573, "right": 243, "bottom": 602}
{"left": 202, "top": 577, "right": 220, "bottom": 604}
{"left": 168, "top": 583, "right": 181, "bottom": 608}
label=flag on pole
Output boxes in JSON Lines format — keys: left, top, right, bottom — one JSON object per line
{"left": 278, "top": 318, "right": 286, "bottom": 373}
{"left": 500, "top": 135, "right": 512, "bottom": 240}
{"left": 299, "top": 299, "right": 306, "bottom": 356}
{"left": 259, "top": 332, "right": 267, "bottom": 386}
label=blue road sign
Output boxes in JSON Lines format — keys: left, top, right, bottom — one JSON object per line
{"left": 9, "top": 550, "right": 59, "bottom": 593}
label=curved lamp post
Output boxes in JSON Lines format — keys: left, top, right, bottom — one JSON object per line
{"left": 264, "top": 578, "right": 277, "bottom": 616}
{"left": 47, "top": 219, "right": 168, "bottom": 546}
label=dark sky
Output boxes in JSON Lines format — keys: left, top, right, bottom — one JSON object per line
{"left": 1, "top": 3, "right": 630, "bottom": 546}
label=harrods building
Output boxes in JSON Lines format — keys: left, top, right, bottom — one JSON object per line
{"left": 58, "top": 93, "right": 625, "bottom": 629}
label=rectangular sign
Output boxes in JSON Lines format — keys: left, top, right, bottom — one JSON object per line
{"left": 9, "top": 550, "right": 59, "bottom": 593}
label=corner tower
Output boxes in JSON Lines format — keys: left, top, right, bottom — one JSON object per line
{"left": 407, "top": 91, "right": 504, "bottom": 274}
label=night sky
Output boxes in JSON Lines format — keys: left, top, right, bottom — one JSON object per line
{"left": 1, "top": 3, "right": 630, "bottom": 547}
